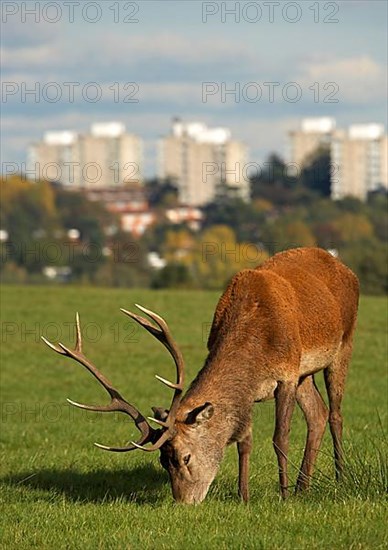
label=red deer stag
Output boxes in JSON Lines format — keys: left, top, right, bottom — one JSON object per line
{"left": 43, "top": 247, "right": 359, "bottom": 504}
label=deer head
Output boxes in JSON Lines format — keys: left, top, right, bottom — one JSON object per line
{"left": 155, "top": 401, "right": 221, "bottom": 504}
{"left": 42, "top": 305, "right": 218, "bottom": 504}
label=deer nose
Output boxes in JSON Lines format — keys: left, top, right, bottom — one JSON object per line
{"left": 173, "top": 489, "right": 208, "bottom": 505}
{"left": 172, "top": 487, "right": 195, "bottom": 505}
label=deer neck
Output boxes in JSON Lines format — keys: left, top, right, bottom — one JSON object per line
{"left": 178, "top": 352, "right": 256, "bottom": 445}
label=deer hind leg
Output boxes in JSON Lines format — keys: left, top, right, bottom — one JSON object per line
{"left": 237, "top": 428, "right": 252, "bottom": 503}
{"left": 273, "top": 381, "right": 297, "bottom": 499}
{"left": 324, "top": 341, "right": 352, "bottom": 481}
{"left": 295, "top": 375, "right": 328, "bottom": 492}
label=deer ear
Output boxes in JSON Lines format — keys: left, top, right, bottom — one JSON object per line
{"left": 185, "top": 402, "right": 214, "bottom": 426}
{"left": 152, "top": 406, "right": 169, "bottom": 421}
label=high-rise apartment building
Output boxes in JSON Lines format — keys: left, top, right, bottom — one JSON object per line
{"left": 159, "top": 119, "right": 249, "bottom": 206}
{"left": 28, "top": 123, "right": 143, "bottom": 188}
{"left": 331, "top": 124, "right": 388, "bottom": 201}
{"left": 27, "top": 131, "right": 81, "bottom": 185}
{"left": 288, "top": 117, "right": 336, "bottom": 167}
{"left": 288, "top": 118, "right": 387, "bottom": 201}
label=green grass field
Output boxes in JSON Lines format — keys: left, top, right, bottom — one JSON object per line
{"left": 1, "top": 285, "right": 387, "bottom": 549}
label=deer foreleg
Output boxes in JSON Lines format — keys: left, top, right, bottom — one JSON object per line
{"left": 273, "top": 381, "right": 297, "bottom": 499}
{"left": 237, "top": 428, "right": 252, "bottom": 503}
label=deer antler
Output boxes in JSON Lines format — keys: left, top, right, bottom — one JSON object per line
{"left": 41, "top": 312, "right": 159, "bottom": 451}
{"left": 120, "top": 304, "right": 185, "bottom": 450}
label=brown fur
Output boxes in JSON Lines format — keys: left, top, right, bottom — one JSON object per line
{"left": 160, "top": 247, "right": 359, "bottom": 503}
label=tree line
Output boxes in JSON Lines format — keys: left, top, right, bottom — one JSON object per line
{"left": 1, "top": 151, "right": 387, "bottom": 294}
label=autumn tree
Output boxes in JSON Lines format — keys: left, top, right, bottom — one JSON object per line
{"left": 193, "top": 225, "right": 267, "bottom": 289}
{"left": 0, "top": 176, "right": 58, "bottom": 271}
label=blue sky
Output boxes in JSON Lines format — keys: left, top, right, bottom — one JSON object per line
{"left": 1, "top": 0, "right": 387, "bottom": 176}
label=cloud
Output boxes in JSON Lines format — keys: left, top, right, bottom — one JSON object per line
{"left": 0, "top": 17, "right": 57, "bottom": 48}
{"left": 1, "top": 8, "right": 386, "bottom": 178}
{"left": 341, "top": 1, "right": 381, "bottom": 7}
{"left": 1, "top": 29, "right": 256, "bottom": 81}
{"left": 138, "top": 82, "right": 204, "bottom": 105}
{"left": 1, "top": 46, "right": 59, "bottom": 68}
{"left": 297, "top": 55, "right": 386, "bottom": 104}
{"left": 98, "top": 31, "right": 253, "bottom": 66}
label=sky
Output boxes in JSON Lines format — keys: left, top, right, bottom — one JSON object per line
{"left": 1, "top": 0, "right": 387, "bottom": 177}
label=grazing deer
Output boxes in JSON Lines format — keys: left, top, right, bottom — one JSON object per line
{"left": 43, "top": 247, "right": 359, "bottom": 504}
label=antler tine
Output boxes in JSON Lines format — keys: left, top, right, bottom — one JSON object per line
{"left": 94, "top": 428, "right": 161, "bottom": 452}
{"left": 121, "top": 305, "right": 184, "bottom": 389}
{"left": 75, "top": 311, "right": 82, "bottom": 352}
{"left": 42, "top": 313, "right": 157, "bottom": 451}
{"left": 135, "top": 305, "right": 184, "bottom": 383}
{"left": 94, "top": 442, "right": 141, "bottom": 452}
{"left": 121, "top": 304, "right": 185, "bottom": 428}
{"left": 147, "top": 416, "right": 169, "bottom": 428}
{"left": 129, "top": 430, "right": 172, "bottom": 452}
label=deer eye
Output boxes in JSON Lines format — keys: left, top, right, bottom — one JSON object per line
{"left": 183, "top": 454, "right": 191, "bottom": 465}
